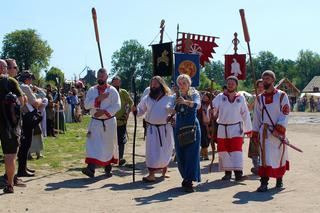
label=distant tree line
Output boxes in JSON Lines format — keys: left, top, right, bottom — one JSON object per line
{"left": 111, "top": 39, "right": 320, "bottom": 92}
{"left": 2, "top": 29, "right": 319, "bottom": 92}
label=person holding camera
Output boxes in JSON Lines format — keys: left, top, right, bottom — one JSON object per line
{"left": 17, "top": 71, "right": 43, "bottom": 177}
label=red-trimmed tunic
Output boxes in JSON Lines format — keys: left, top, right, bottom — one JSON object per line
{"left": 253, "top": 89, "right": 290, "bottom": 178}
{"left": 212, "top": 92, "right": 252, "bottom": 171}
{"left": 84, "top": 84, "right": 121, "bottom": 166}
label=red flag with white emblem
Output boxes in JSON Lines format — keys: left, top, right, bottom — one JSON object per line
{"left": 176, "top": 32, "right": 219, "bottom": 67}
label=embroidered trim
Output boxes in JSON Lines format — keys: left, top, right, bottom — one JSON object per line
{"left": 275, "top": 124, "right": 286, "bottom": 136}
{"left": 282, "top": 104, "right": 290, "bottom": 115}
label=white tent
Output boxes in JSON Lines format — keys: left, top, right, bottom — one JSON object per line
{"left": 300, "top": 93, "right": 320, "bottom": 98}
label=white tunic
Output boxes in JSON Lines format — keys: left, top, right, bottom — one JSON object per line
{"left": 84, "top": 85, "right": 121, "bottom": 166}
{"left": 253, "top": 89, "right": 290, "bottom": 178}
{"left": 137, "top": 95, "right": 174, "bottom": 170}
{"left": 212, "top": 92, "right": 252, "bottom": 171}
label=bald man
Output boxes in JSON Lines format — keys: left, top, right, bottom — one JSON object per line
{"left": 0, "top": 59, "right": 8, "bottom": 75}
{"left": 82, "top": 68, "right": 121, "bottom": 178}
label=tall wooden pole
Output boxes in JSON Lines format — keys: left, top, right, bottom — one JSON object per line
{"left": 92, "top": 8, "right": 104, "bottom": 68}
{"left": 159, "top": 19, "right": 165, "bottom": 44}
{"left": 239, "top": 9, "right": 257, "bottom": 95}
{"left": 131, "top": 68, "right": 137, "bottom": 182}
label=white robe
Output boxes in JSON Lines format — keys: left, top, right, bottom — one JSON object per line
{"left": 65, "top": 102, "right": 73, "bottom": 123}
{"left": 40, "top": 98, "right": 48, "bottom": 137}
{"left": 84, "top": 85, "right": 121, "bottom": 166}
{"left": 253, "top": 89, "right": 290, "bottom": 178}
{"left": 137, "top": 95, "right": 174, "bottom": 170}
{"left": 212, "top": 93, "right": 252, "bottom": 171}
{"left": 30, "top": 97, "right": 48, "bottom": 153}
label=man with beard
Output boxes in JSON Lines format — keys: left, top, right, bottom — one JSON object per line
{"left": 82, "top": 68, "right": 121, "bottom": 178}
{"left": 253, "top": 70, "right": 290, "bottom": 192}
{"left": 212, "top": 76, "right": 252, "bottom": 181}
{"left": 132, "top": 76, "right": 174, "bottom": 182}
{"left": 111, "top": 76, "right": 133, "bottom": 166}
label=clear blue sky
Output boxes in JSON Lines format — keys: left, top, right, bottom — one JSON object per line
{"left": 0, "top": 0, "right": 319, "bottom": 80}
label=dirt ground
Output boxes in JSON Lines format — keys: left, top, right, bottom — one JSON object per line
{"left": 0, "top": 112, "right": 319, "bottom": 213}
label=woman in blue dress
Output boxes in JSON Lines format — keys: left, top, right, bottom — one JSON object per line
{"left": 173, "top": 74, "right": 201, "bottom": 193}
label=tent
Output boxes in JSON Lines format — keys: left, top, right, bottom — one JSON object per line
{"left": 300, "top": 92, "right": 320, "bottom": 98}
{"left": 276, "top": 78, "right": 300, "bottom": 97}
{"left": 302, "top": 76, "right": 320, "bottom": 93}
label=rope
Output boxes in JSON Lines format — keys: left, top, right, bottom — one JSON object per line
{"left": 164, "top": 31, "right": 173, "bottom": 42}
{"left": 148, "top": 32, "right": 160, "bottom": 46}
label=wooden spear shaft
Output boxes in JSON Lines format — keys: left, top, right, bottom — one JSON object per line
{"left": 239, "top": 9, "right": 257, "bottom": 95}
{"left": 92, "top": 8, "right": 104, "bottom": 68}
{"left": 131, "top": 69, "right": 137, "bottom": 182}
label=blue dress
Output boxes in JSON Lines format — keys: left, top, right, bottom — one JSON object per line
{"left": 174, "top": 90, "right": 201, "bottom": 182}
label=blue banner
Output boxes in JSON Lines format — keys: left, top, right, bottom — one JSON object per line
{"left": 174, "top": 53, "right": 200, "bottom": 87}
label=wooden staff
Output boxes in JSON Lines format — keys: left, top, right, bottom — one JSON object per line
{"left": 92, "top": 8, "right": 104, "bottom": 68}
{"left": 159, "top": 19, "right": 165, "bottom": 44}
{"left": 239, "top": 9, "right": 257, "bottom": 95}
{"left": 131, "top": 68, "right": 137, "bottom": 182}
{"left": 239, "top": 9, "right": 303, "bottom": 155}
{"left": 55, "top": 77, "right": 61, "bottom": 136}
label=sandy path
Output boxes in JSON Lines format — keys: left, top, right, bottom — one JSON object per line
{"left": 0, "top": 115, "right": 319, "bottom": 213}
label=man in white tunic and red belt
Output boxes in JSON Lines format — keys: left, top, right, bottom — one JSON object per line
{"left": 253, "top": 70, "right": 290, "bottom": 192}
{"left": 212, "top": 76, "right": 252, "bottom": 181}
{"left": 132, "top": 76, "right": 174, "bottom": 182}
{"left": 82, "top": 68, "right": 121, "bottom": 178}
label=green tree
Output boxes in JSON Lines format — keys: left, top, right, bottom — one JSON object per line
{"left": 46, "top": 67, "right": 65, "bottom": 86}
{"left": 199, "top": 69, "right": 222, "bottom": 91}
{"left": 203, "top": 60, "right": 225, "bottom": 87}
{"left": 244, "top": 51, "right": 279, "bottom": 89}
{"left": 1, "top": 29, "right": 53, "bottom": 71}
{"left": 30, "top": 63, "right": 46, "bottom": 86}
{"left": 295, "top": 50, "right": 320, "bottom": 90}
{"left": 275, "top": 59, "right": 297, "bottom": 81}
{"left": 198, "top": 71, "right": 211, "bottom": 90}
{"left": 111, "top": 40, "right": 152, "bottom": 93}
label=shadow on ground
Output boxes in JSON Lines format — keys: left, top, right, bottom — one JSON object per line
{"left": 133, "top": 178, "right": 247, "bottom": 205}
{"left": 134, "top": 187, "right": 188, "bottom": 205}
{"left": 45, "top": 174, "right": 108, "bottom": 191}
{"left": 233, "top": 188, "right": 285, "bottom": 204}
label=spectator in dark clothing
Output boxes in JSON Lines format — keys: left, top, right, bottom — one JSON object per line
{"left": 310, "top": 96, "right": 315, "bottom": 112}
{"left": 0, "top": 59, "right": 25, "bottom": 193}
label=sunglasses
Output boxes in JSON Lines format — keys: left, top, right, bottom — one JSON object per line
{"left": 8, "top": 66, "right": 18, "bottom": 70}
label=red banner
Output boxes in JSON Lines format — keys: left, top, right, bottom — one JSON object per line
{"left": 224, "top": 54, "right": 246, "bottom": 80}
{"left": 176, "top": 32, "right": 219, "bottom": 67}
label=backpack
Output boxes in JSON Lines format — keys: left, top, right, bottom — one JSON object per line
{"left": 0, "top": 76, "right": 21, "bottom": 135}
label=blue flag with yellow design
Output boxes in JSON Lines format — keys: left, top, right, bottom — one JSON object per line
{"left": 174, "top": 53, "right": 200, "bottom": 87}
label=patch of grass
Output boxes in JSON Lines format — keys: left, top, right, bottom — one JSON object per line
{"left": 0, "top": 117, "right": 90, "bottom": 172}
{"left": 0, "top": 115, "right": 146, "bottom": 172}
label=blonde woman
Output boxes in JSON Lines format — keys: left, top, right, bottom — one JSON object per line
{"left": 173, "top": 74, "right": 201, "bottom": 193}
